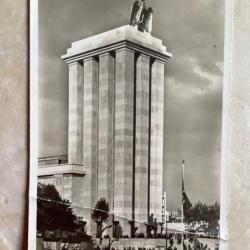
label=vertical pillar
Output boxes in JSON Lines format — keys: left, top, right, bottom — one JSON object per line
{"left": 150, "top": 60, "right": 165, "bottom": 222}
{"left": 71, "top": 175, "right": 85, "bottom": 218}
{"left": 68, "top": 62, "right": 83, "bottom": 165}
{"left": 114, "top": 48, "right": 135, "bottom": 237}
{"left": 98, "top": 52, "right": 115, "bottom": 208}
{"left": 82, "top": 57, "right": 99, "bottom": 235}
{"left": 134, "top": 54, "right": 150, "bottom": 233}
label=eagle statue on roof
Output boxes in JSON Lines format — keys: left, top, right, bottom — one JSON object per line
{"left": 129, "top": 0, "right": 153, "bottom": 34}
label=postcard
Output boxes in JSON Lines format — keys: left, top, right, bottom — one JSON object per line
{"left": 29, "top": 1, "right": 226, "bottom": 249}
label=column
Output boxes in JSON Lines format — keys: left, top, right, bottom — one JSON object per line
{"left": 114, "top": 48, "right": 135, "bottom": 237}
{"left": 82, "top": 57, "right": 99, "bottom": 235}
{"left": 98, "top": 52, "right": 115, "bottom": 208}
{"left": 134, "top": 54, "right": 150, "bottom": 233}
{"left": 68, "top": 62, "right": 83, "bottom": 165}
{"left": 150, "top": 60, "right": 165, "bottom": 222}
{"left": 71, "top": 174, "right": 85, "bottom": 218}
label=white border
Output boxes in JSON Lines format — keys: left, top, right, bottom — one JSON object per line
{"left": 28, "top": 0, "right": 232, "bottom": 249}
{"left": 28, "top": 0, "right": 38, "bottom": 249}
{"left": 219, "top": 0, "right": 234, "bottom": 249}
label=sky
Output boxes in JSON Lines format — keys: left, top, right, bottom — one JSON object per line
{"left": 38, "top": 0, "right": 225, "bottom": 210}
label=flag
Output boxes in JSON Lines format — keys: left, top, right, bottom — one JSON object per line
{"left": 182, "top": 160, "right": 192, "bottom": 218}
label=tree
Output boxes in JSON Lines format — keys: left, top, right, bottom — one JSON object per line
{"left": 37, "top": 183, "right": 77, "bottom": 234}
{"left": 106, "top": 236, "right": 118, "bottom": 250}
{"left": 91, "top": 198, "right": 111, "bottom": 244}
{"left": 185, "top": 201, "right": 220, "bottom": 224}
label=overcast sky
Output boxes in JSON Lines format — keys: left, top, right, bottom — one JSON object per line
{"left": 38, "top": 0, "right": 225, "bottom": 210}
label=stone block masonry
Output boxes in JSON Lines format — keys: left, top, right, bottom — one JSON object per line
{"left": 114, "top": 48, "right": 135, "bottom": 236}
{"left": 61, "top": 25, "right": 172, "bottom": 236}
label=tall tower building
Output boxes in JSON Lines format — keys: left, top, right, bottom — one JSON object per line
{"left": 60, "top": 25, "right": 171, "bottom": 236}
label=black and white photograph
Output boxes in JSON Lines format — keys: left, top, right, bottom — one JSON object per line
{"left": 35, "top": 0, "right": 225, "bottom": 249}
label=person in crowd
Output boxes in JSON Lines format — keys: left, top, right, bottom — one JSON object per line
{"left": 61, "top": 244, "right": 68, "bottom": 250}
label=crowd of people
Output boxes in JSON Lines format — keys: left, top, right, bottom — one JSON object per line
{"left": 99, "top": 248, "right": 156, "bottom": 250}
{"left": 166, "top": 233, "right": 212, "bottom": 250}
{"left": 61, "top": 244, "right": 81, "bottom": 250}
{"left": 44, "top": 243, "right": 214, "bottom": 250}
{"left": 44, "top": 244, "right": 81, "bottom": 250}
{"left": 43, "top": 233, "right": 217, "bottom": 250}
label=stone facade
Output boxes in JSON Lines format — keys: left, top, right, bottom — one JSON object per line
{"left": 82, "top": 57, "right": 99, "bottom": 235}
{"left": 68, "top": 62, "right": 83, "bottom": 165}
{"left": 150, "top": 60, "right": 165, "bottom": 222}
{"left": 134, "top": 54, "right": 150, "bottom": 232}
{"left": 39, "top": 25, "right": 171, "bottom": 237}
{"left": 98, "top": 53, "right": 115, "bottom": 206}
{"left": 114, "top": 48, "right": 135, "bottom": 236}
{"left": 37, "top": 156, "right": 86, "bottom": 220}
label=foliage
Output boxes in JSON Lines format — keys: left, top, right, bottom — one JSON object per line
{"left": 185, "top": 201, "right": 220, "bottom": 225}
{"left": 91, "top": 198, "right": 110, "bottom": 225}
{"left": 137, "top": 232, "right": 145, "bottom": 238}
{"left": 37, "top": 183, "right": 77, "bottom": 233}
{"left": 92, "top": 198, "right": 110, "bottom": 241}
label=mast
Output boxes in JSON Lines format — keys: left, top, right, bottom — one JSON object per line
{"left": 181, "top": 160, "right": 185, "bottom": 224}
{"left": 181, "top": 160, "right": 185, "bottom": 250}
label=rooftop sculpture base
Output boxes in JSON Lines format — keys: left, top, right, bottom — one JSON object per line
{"left": 62, "top": 25, "right": 172, "bottom": 63}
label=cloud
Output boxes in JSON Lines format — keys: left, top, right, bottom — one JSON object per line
{"left": 163, "top": 72, "right": 222, "bottom": 209}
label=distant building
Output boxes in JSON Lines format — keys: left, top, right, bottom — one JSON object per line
{"left": 168, "top": 211, "right": 179, "bottom": 222}
{"left": 161, "top": 192, "right": 167, "bottom": 226}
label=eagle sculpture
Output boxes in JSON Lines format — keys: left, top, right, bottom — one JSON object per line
{"left": 129, "top": 0, "right": 153, "bottom": 34}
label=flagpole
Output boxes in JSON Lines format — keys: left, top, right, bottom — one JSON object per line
{"left": 181, "top": 160, "right": 185, "bottom": 250}
{"left": 181, "top": 160, "right": 184, "bottom": 224}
